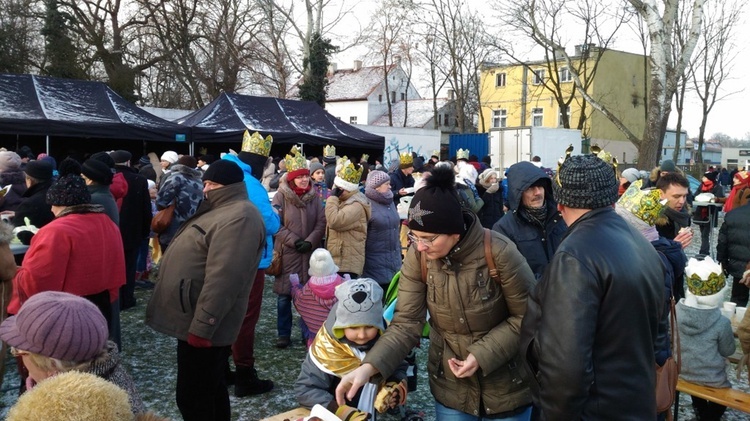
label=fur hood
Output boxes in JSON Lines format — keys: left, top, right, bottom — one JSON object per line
{"left": 277, "top": 176, "right": 318, "bottom": 206}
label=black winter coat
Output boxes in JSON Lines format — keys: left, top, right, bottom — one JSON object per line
{"left": 492, "top": 162, "right": 566, "bottom": 280}
{"left": 13, "top": 181, "right": 54, "bottom": 238}
{"left": 717, "top": 204, "right": 750, "bottom": 278}
{"left": 652, "top": 237, "right": 686, "bottom": 364}
{"left": 115, "top": 166, "right": 152, "bottom": 250}
{"left": 476, "top": 183, "right": 504, "bottom": 229}
{"left": 521, "top": 207, "right": 664, "bottom": 420}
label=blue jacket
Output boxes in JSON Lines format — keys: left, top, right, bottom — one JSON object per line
{"left": 493, "top": 162, "right": 566, "bottom": 280}
{"left": 652, "top": 237, "right": 686, "bottom": 365}
{"left": 361, "top": 198, "right": 402, "bottom": 286}
{"left": 223, "top": 154, "right": 280, "bottom": 269}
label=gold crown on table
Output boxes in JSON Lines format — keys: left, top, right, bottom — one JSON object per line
{"left": 456, "top": 148, "right": 470, "bottom": 160}
{"left": 361, "top": 154, "right": 369, "bottom": 163}
{"left": 241, "top": 130, "right": 272, "bottom": 157}
{"left": 337, "top": 158, "right": 364, "bottom": 185}
{"left": 323, "top": 145, "right": 336, "bottom": 158}
{"left": 616, "top": 180, "right": 664, "bottom": 226}
{"left": 399, "top": 152, "right": 413, "bottom": 165}
{"left": 285, "top": 146, "right": 307, "bottom": 172}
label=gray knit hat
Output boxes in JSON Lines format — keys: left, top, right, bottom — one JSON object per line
{"left": 332, "top": 279, "right": 385, "bottom": 338}
{"left": 553, "top": 154, "right": 618, "bottom": 209}
{"left": 0, "top": 291, "right": 108, "bottom": 361}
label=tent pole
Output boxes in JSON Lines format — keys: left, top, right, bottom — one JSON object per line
{"left": 190, "top": 142, "right": 194, "bottom": 157}
{"left": 46, "top": 135, "right": 50, "bottom": 155}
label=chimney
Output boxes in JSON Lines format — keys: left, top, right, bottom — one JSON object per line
{"left": 393, "top": 55, "right": 401, "bottom": 66}
{"left": 447, "top": 89, "right": 454, "bottom": 100}
{"left": 353, "top": 60, "right": 362, "bottom": 71}
{"left": 327, "top": 63, "right": 338, "bottom": 76}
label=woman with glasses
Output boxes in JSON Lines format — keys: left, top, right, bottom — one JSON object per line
{"left": 271, "top": 147, "right": 326, "bottom": 349}
{"left": 335, "top": 164, "right": 536, "bottom": 421}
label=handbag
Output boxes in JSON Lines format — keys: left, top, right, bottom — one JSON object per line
{"left": 151, "top": 200, "right": 176, "bottom": 234}
{"left": 655, "top": 287, "right": 680, "bottom": 415}
{"left": 266, "top": 249, "right": 283, "bottom": 276}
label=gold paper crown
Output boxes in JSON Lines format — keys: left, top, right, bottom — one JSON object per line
{"left": 431, "top": 149, "right": 440, "bottom": 158}
{"left": 337, "top": 159, "right": 364, "bottom": 185}
{"left": 284, "top": 146, "right": 307, "bottom": 172}
{"left": 324, "top": 145, "right": 336, "bottom": 158}
{"left": 456, "top": 148, "right": 470, "bottom": 160}
{"left": 687, "top": 272, "right": 726, "bottom": 296}
{"left": 399, "top": 152, "right": 413, "bottom": 165}
{"left": 241, "top": 130, "right": 273, "bottom": 157}
{"left": 361, "top": 154, "right": 369, "bottom": 163}
{"left": 616, "top": 180, "right": 664, "bottom": 226}
{"left": 591, "top": 144, "right": 618, "bottom": 170}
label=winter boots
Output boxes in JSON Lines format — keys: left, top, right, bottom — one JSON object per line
{"left": 234, "top": 367, "right": 274, "bottom": 397}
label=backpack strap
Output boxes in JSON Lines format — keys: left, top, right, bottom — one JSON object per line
{"left": 419, "top": 228, "right": 500, "bottom": 284}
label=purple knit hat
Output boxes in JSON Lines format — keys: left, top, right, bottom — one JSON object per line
{"left": 365, "top": 170, "right": 390, "bottom": 189}
{"left": 0, "top": 291, "right": 108, "bottom": 361}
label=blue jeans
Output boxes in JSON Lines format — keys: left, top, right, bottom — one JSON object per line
{"left": 277, "top": 294, "right": 293, "bottom": 338}
{"left": 435, "top": 402, "right": 531, "bottom": 421}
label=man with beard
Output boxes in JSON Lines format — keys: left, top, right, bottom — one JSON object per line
{"left": 493, "top": 161, "right": 567, "bottom": 280}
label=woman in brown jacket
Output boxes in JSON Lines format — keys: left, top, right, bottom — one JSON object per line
{"left": 271, "top": 147, "right": 326, "bottom": 349}
{"left": 335, "top": 165, "right": 535, "bottom": 420}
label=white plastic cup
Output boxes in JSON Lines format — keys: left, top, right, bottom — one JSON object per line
{"left": 723, "top": 302, "right": 737, "bottom": 313}
{"left": 736, "top": 307, "right": 747, "bottom": 322}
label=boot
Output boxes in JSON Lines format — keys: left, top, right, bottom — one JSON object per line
{"left": 235, "top": 367, "right": 274, "bottom": 397}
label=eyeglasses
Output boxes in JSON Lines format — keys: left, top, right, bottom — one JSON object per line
{"left": 10, "top": 347, "right": 28, "bottom": 358}
{"left": 407, "top": 232, "right": 441, "bottom": 248}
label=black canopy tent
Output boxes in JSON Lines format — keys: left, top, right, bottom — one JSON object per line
{"left": 0, "top": 74, "right": 189, "bottom": 157}
{"left": 178, "top": 93, "right": 385, "bottom": 158}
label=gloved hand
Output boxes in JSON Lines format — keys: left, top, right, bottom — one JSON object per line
{"left": 331, "top": 187, "right": 343, "bottom": 197}
{"left": 187, "top": 333, "right": 212, "bottom": 348}
{"left": 375, "top": 380, "right": 408, "bottom": 412}
{"left": 388, "top": 380, "right": 408, "bottom": 407}
{"left": 289, "top": 273, "right": 301, "bottom": 288}
{"left": 335, "top": 405, "right": 371, "bottom": 421}
{"left": 737, "top": 353, "right": 750, "bottom": 381}
{"left": 295, "top": 240, "right": 313, "bottom": 253}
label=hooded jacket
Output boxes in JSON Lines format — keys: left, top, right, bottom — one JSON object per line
{"left": 364, "top": 212, "right": 534, "bottom": 416}
{"left": 676, "top": 300, "right": 735, "bottom": 388}
{"left": 325, "top": 191, "right": 371, "bottom": 275}
{"left": 155, "top": 164, "right": 204, "bottom": 247}
{"left": 222, "top": 154, "right": 280, "bottom": 270}
{"left": 521, "top": 207, "right": 664, "bottom": 420}
{"left": 146, "top": 182, "right": 265, "bottom": 346}
{"left": 493, "top": 162, "right": 566, "bottom": 280}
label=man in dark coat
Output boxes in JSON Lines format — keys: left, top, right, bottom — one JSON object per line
{"left": 521, "top": 154, "right": 664, "bottom": 420}
{"left": 323, "top": 145, "right": 337, "bottom": 189}
{"left": 111, "top": 150, "right": 152, "bottom": 310}
{"left": 493, "top": 161, "right": 566, "bottom": 280}
{"left": 13, "top": 160, "right": 55, "bottom": 244}
{"left": 718, "top": 199, "right": 750, "bottom": 306}
{"left": 389, "top": 153, "right": 414, "bottom": 205}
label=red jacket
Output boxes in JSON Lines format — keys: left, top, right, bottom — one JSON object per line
{"left": 9, "top": 206, "right": 126, "bottom": 314}
{"left": 110, "top": 172, "right": 129, "bottom": 211}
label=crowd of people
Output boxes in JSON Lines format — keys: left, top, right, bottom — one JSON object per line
{"left": 0, "top": 139, "right": 749, "bottom": 421}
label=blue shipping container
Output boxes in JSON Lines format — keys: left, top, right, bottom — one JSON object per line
{"left": 449, "top": 133, "right": 489, "bottom": 160}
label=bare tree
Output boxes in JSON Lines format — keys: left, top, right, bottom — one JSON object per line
{"left": 689, "top": 0, "right": 744, "bottom": 163}
{"left": 0, "top": 0, "right": 44, "bottom": 74}
{"left": 247, "top": 0, "right": 296, "bottom": 98}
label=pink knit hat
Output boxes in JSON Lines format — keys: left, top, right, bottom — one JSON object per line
{"left": 0, "top": 291, "right": 108, "bottom": 361}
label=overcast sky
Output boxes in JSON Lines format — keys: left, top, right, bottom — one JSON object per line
{"left": 327, "top": 0, "right": 749, "bottom": 140}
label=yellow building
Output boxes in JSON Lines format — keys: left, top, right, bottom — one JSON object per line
{"left": 479, "top": 45, "right": 648, "bottom": 162}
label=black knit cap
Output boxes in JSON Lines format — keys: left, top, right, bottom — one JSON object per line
{"left": 82, "top": 159, "right": 113, "bottom": 185}
{"left": 109, "top": 150, "right": 132, "bottom": 164}
{"left": 89, "top": 151, "right": 115, "bottom": 169}
{"left": 407, "top": 165, "right": 464, "bottom": 234}
{"left": 553, "top": 154, "right": 619, "bottom": 209}
{"left": 47, "top": 158, "right": 90, "bottom": 206}
{"left": 24, "top": 160, "right": 53, "bottom": 181}
{"left": 203, "top": 159, "right": 243, "bottom": 186}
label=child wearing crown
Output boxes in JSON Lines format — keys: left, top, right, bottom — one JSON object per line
{"left": 325, "top": 158, "right": 371, "bottom": 278}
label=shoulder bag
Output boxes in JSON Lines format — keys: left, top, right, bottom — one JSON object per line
{"left": 655, "top": 285, "right": 680, "bottom": 417}
{"left": 151, "top": 200, "right": 176, "bottom": 234}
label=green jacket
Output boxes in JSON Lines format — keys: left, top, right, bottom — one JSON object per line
{"left": 364, "top": 212, "right": 534, "bottom": 416}
{"left": 146, "top": 182, "right": 265, "bottom": 346}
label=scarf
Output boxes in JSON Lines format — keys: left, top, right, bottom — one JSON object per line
{"left": 662, "top": 206, "right": 691, "bottom": 229}
{"left": 365, "top": 186, "right": 393, "bottom": 205}
{"left": 700, "top": 180, "right": 714, "bottom": 192}
{"left": 522, "top": 204, "right": 547, "bottom": 227}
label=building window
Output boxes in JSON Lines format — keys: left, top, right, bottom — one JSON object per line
{"left": 379, "top": 94, "right": 382, "bottom": 102}
{"left": 495, "top": 72, "right": 506, "bottom": 87}
{"left": 391, "top": 91, "right": 396, "bottom": 102}
{"left": 444, "top": 114, "right": 450, "bottom": 126}
{"left": 558, "top": 106, "right": 569, "bottom": 127}
{"left": 400, "top": 92, "right": 405, "bottom": 100}
{"left": 492, "top": 109, "right": 507, "bottom": 128}
{"left": 350, "top": 116, "right": 357, "bottom": 124}
{"left": 559, "top": 67, "right": 571, "bottom": 83}
{"left": 533, "top": 69, "right": 545, "bottom": 85}
{"left": 438, "top": 114, "right": 442, "bottom": 125}
{"left": 532, "top": 108, "right": 543, "bottom": 126}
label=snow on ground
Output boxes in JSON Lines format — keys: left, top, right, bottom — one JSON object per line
{"left": 0, "top": 214, "right": 748, "bottom": 420}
